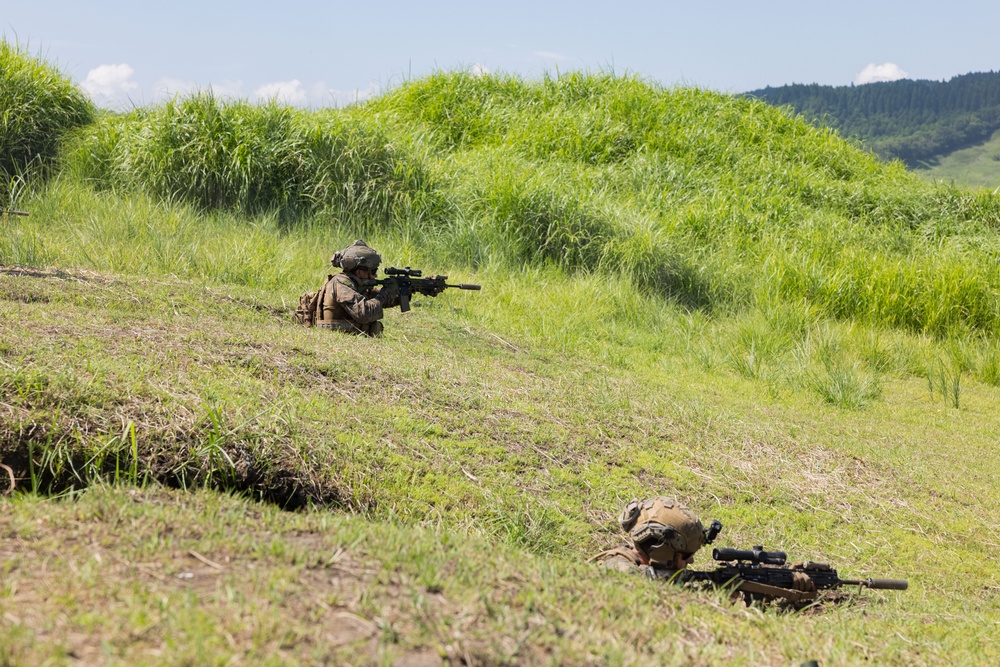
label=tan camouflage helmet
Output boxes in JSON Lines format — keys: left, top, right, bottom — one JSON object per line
{"left": 619, "top": 497, "right": 712, "bottom": 566}
{"left": 331, "top": 240, "right": 381, "bottom": 273}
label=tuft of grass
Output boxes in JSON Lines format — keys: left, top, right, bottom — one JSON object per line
{"left": 62, "top": 92, "right": 429, "bottom": 223}
{"left": 927, "top": 358, "right": 963, "bottom": 408}
{"left": 808, "top": 362, "right": 882, "bottom": 409}
{"left": 0, "top": 40, "right": 94, "bottom": 202}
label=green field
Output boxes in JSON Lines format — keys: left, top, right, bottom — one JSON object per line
{"left": 914, "top": 129, "right": 1000, "bottom": 190}
{"left": 3, "top": 43, "right": 1000, "bottom": 666}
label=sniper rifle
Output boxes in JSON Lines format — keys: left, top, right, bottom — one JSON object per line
{"left": 682, "top": 545, "right": 908, "bottom": 604}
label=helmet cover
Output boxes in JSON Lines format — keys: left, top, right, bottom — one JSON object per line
{"left": 619, "top": 497, "right": 707, "bottom": 566}
{"left": 331, "top": 239, "right": 381, "bottom": 272}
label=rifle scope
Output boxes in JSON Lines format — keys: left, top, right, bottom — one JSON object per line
{"left": 385, "top": 266, "right": 422, "bottom": 277}
{"left": 712, "top": 545, "right": 787, "bottom": 566}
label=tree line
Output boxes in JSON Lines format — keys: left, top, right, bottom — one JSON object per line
{"left": 746, "top": 71, "right": 1000, "bottom": 167}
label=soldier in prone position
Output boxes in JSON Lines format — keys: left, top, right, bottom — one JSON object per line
{"left": 591, "top": 496, "right": 816, "bottom": 594}
{"left": 312, "top": 240, "right": 400, "bottom": 336}
{"left": 591, "top": 497, "right": 715, "bottom": 578}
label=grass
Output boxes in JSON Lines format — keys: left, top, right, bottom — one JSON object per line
{"left": 0, "top": 41, "right": 94, "bottom": 204}
{"left": 52, "top": 68, "right": 1000, "bottom": 339}
{"left": 915, "top": 128, "right": 1000, "bottom": 190}
{"left": 2, "top": 265, "right": 1000, "bottom": 665}
{"left": 4, "top": 45, "right": 1000, "bottom": 665}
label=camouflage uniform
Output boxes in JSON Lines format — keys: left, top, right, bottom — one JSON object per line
{"left": 314, "top": 271, "right": 399, "bottom": 336}
{"left": 590, "top": 546, "right": 685, "bottom": 580}
{"left": 591, "top": 497, "right": 713, "bottom": 578}
{"left": 313, "top": 240, "right": 400, "bottom": 337}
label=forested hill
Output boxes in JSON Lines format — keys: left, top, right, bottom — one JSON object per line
{"left": 747, "top": 71, "right": 1000, "bottom": 167}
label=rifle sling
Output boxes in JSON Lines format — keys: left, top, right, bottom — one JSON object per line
{"left": 735, "top": 579, "right": 817, "bottom": 603}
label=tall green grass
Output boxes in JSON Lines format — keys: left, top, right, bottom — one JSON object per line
{"left": 63, "top": 92, "right": 434, "bottom": 223}
{"left": 0, "top": 40, "right": 94, "bottom": 204}
{"left": 7, "top": 47, "right": 1000, "bottom": 344}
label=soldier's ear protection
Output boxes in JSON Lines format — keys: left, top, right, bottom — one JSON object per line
{"left": 632, "top": 522, "right": 687, "bottom": 552}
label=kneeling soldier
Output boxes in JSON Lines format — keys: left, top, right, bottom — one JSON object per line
{"left": 313, "top": 240, "right": 400, "bottom": 336}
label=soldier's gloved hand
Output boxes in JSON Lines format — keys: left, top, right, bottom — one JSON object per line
{"left": 376, "top": 282, "right": 400, "bottom": 305}
{"left": 791, "top": 571, "right": 816, "bottom": 592}
{"left": 417, "top": 276, "right": 443, "bottom": 297}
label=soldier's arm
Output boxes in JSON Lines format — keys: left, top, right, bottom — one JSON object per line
{"left": 333, "top": 278, "right": 385, "bottom": 324}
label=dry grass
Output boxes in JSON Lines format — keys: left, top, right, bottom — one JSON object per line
{"left": 2, "top": 265, "right": 1000, "bottom": 665}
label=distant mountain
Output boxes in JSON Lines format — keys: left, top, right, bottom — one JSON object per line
{"left": 746, "top": 71, "right": 1000, "bottom": 169}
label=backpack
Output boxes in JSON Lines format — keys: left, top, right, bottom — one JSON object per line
{"left": 294, "top": 290, "right": 318, "bottom": 326}
{"left": 294, "top": 275, "right": 334, "bottom": 326}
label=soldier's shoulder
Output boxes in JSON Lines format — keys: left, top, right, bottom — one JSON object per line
{"left": 591, "top": 546, "right": 643, "bottom": 573}
{"left": 332, "top": 272, "right": 356, "bottom": 286}
{"left": 331, "top": 273, "right": 361, "bottom": 291}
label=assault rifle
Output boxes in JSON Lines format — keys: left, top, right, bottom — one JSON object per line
{"left": 683, "top": 545, "right": 908, "bottom": 604}
{"left": 1, "top": 210, "right": 29, "bottom": 217}
{"left": 363, "top": 266, "right": 481, "bottom": 312}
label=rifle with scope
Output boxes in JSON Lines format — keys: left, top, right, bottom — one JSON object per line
{"left": 684, "top": 545, "right": 908, "bottom": 604}
{"left": 363, "top": 266, "right": 481, "bottom": 312}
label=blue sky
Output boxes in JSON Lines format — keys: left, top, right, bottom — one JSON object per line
{"left": 6, "top": 1, "right": 1000, "bottom": 109}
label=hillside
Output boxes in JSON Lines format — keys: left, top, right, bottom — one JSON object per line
{"left": 3, "top": 43, "right": 1000, "bottom": 666}
{"left": 747, "top": 71, "right": 1000, "bottom": 186}
{"left": 915, "top": 128, "right": 1000, "bottom": 189}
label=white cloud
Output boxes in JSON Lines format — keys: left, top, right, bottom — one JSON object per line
{"left": 150, "top": 78, "right": 245, "bottom": 103}
{"left": 80, "top": 64, "right": 140, "bottom": 107}
{"left": 208, "top": 80, "right": 245, "bottom": 99}
{"left": 252, "top": 80, "right": 380, "bottom": 107}
{"left": 855, "top": 63, "right": 909, "bottom": 85}
{"left": 534, "top": 50, "right": 570, "bottom": 61}
{"left": 470, "top": 63, "right": 490, "bottom": 77}
{"left": 254, "top": 79, "right": 308, "bottom": 105}
{"left": 253, "top": 79, "right": 334, "bottom": 106}
{"left": 333, "top": 82, "right": 380, "bottom": 106}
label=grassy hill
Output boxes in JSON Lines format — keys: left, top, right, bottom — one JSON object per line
{"left": 917, "top": 128, "right": 1000, "bottom": 190}
{"left": 3, "top": 43, "right": 1000, "bottom": 666}
{"left": 747, "top": 72, "right": 1000, "bottom": 189}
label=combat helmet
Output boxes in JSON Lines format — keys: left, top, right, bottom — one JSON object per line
{"left": 331, "top": 240, "right": 382, "bottom": 273}
{"left": 619, "top": 497, "right": 720, "bottom": 566}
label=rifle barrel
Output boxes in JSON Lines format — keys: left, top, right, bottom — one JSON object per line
{"left": 1, "top": 210, "right": 29, "bottom": 217}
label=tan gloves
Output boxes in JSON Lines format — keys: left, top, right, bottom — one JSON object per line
{"left": 790, "top": 564, "right": 817, "bottom": 592}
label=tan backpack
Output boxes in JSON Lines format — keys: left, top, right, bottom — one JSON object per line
{"left": 294, "top": 290, "right": 319, "bottom": 326}
{"left": 294, "top": 275, "right": 338, "bottom": 327}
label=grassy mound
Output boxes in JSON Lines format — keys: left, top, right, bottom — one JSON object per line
{"left": 0, "top": 41, "right": 94, "bottom": 203}
{"left": 63, "top": 92, "right": 430, "bottom": 221}
{"left": 57, "top": 69, "right": 1000, "bottom": 338}
{"left": 2, "top": 267, "right": 999, "bottom": 665}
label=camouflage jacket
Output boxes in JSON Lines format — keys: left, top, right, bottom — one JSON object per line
{"left": 314, "top": 272, "right": 399, "bottom": 336}
{"left": 590, "top": 546, "right": 682, "bottom": 581}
